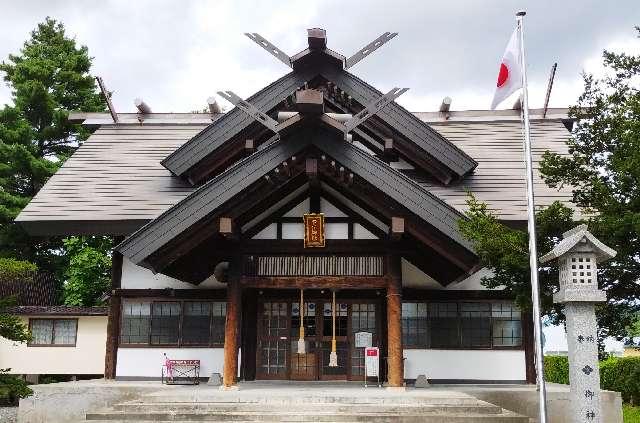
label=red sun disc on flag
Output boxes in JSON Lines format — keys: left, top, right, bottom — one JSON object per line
{"left": 497, "top": 63, "right": 509, "bottom": 87}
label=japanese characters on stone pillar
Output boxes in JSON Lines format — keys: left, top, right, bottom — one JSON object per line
{"left": 541, "top": 225, "right": 616, "bottom": 423}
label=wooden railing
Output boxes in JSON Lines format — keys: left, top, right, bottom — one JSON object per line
{"left": 243, "top": 255, "right": 385, "bottom": 277}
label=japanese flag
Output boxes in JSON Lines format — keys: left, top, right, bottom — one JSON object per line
{"left": 490, "top": 27, "right": 522, "bottom": 109}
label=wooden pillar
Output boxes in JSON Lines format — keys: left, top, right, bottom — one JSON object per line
{"left": 223, "top": 272, "right": 241, "bottom": 387}
{"left": 104, "top": 243, "right": 123, "bottom": 379}
{"left": 386, "top": 255, "right": 403, "bottom": 387}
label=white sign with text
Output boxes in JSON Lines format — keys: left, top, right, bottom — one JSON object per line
{"left": 355, "top": 331, "right": 372, "bottom": 348}
{"left": 364, "top": 347, "right": 379, "bottom": 377}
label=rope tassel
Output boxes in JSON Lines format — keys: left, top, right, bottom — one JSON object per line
{"left": 297, "top": 289, "right": 305, "bottom": 354}
{"left": 328, "top": 290, "right": 338, "bottom": 367}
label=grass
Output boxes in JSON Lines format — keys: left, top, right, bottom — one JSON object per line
{"left": 624, "top": 404, "right": 640, "bottom": 423}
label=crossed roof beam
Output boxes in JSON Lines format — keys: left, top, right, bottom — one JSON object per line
{"left": 217, "top": 86, "right": 408, "bottom": 139}
{"left": 245, "top": 28, "right": 398, "bottom": 70}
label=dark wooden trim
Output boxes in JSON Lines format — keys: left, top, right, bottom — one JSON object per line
{"left": 27, "top": 318, "right": 79, "bottom": 347}
{"left": 522, "top": 311, "right": 536, "bottom": 384}
{"left": 105, "top": 245, "right": 124, "bottom": 379}
{"left": 241, "top": 239, "right": 389, "bottom": 254}
{"left": 114, "top": 289, "right": 227, "bottom": 299}
{"left": 241, "top": 276, "right": 388, "bottom": 289}
{"left": 240, "top": 290, "right": 258, "bottom": 381}
{"left": 401, "top": 289, "right": 515, "bottom": 301}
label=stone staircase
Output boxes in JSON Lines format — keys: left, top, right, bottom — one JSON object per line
{"left": 81, "top": 384, "right": 529, "bottom": 422}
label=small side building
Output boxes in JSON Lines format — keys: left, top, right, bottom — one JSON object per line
{"left": 0, "top": 306, "right": 108, "bottom": 382}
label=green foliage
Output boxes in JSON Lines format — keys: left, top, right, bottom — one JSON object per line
{"left": 62, "top": 236, "right": 112, "bottom": 306}
{"left": 624, "top": 404, "right": 640, "bottom": 423}
{"left": 601, "top": 357, "right": 640, "bottom": 405}
{"left": 458, "top": 195, "right": 575, "bottom": 317}
{"left": 0, "top": 296, "right": 30, "bottom": 343}
{"left": 0, "top": 257, "right": 37, "bottom": 282}
{"left": 0, "top": 369, "right": 32, "bottom": 405}
{"left": 539, "top": 27, "right": 640, "bottom": 339}
{"left": 0, "top": 17, "right": 105, "bottom": 276}
{"left": 544, "top": 356, "right": 640, "bottom": 406}
{"left": 543, "top": 355, "right": 570, "bottom": 385}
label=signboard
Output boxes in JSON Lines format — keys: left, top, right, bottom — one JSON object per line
{"left": 364, "top": 347, "right": 379, "bottom": 377}
{"left": 355, "top": 331, "right": 373, "bottom": 348}
{"left": 303, "top": 213, "right": 325, "bottom": 248}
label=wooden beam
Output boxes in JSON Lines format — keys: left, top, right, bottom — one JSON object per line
{"left": 219, "top": 217, "right": 233, "bottom": 237}
{"left": 384, "top": 138, "right": 398, "bottom": 161}
{"left": 390, "top": 217, "right": 404, "bottom": 240}
{"left": 295, "top": 89, "right": 324, "bottom": 115}
{"left": 307, "top": 28, "right": 327, "bottom": 50}
{"left": 306, "top": 158, "right": 318, "bottom": 179}
{"left": 522, "top": 311, "right": 536, "bottom": 384}
{"left": 245, "top": 139, "right": 255, "bottom": 156}
{"left": 240, "top": 276, "right": 388, "bottom": 289}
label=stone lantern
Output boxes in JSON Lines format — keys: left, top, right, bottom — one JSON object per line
{"left": 540, "top": 224, "right": 616, "bottom": 423}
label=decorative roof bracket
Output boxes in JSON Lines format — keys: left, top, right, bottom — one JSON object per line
{"left": 217, "top": 90, "right": 281, "bottom": 133}
{"left": 244, "top": 33, "right": 292, "bottom": 68}
{"left": 343, "top": 87, "right": 409, "bottom": 133}
{"left": 345, "top": 32, "right": 398, "bottom": 69}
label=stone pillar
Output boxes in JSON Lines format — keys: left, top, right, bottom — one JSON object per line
{"left": 386, "top": 256, "right": 403, "bottom": 388}
{"left": 223, "top": 278, "right": 241, "bottom": 388}
{"left": 541, "top": 225, "right": 616, "bottom": 423}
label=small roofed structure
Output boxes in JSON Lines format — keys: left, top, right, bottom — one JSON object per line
{"left": 541, "top": 224, "right": 616, "bottom": 304}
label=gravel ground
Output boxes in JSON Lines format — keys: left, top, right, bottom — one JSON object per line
{"left": 0, "top": 406, "right": 18, "bottom": 423}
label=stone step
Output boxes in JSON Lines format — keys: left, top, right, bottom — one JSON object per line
{"left": 139, "top": 393, "right": 482, "bottom": 406}
{"left": 85, "top": 410, "right": 530, "bottom": 422}
{"left": 111, "top": 401, "right": 504, "bottom": 414}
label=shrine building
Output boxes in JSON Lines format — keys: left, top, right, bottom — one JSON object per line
{"left": 16, "top": 28, "right": 574, "bottom": 387}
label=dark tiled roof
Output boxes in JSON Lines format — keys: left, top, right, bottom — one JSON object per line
{"left": 5, "top": 306, "right": 108, "bottom": 316}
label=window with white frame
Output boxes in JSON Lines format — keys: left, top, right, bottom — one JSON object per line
{"left": 29, "top": 319, "right": 77, "bottom": 346}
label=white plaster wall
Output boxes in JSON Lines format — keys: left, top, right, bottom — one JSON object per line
{"left": 404, "top": 349, "right": 526, "bottom": 381}
{"left": 121, "top": 257, "right": 226, "bottom": 289}
{"left": 0, "top": 316, "right": 107, "bottom": 375}
{"left": 116, "top": 347, "right": 238, "bottom": 378}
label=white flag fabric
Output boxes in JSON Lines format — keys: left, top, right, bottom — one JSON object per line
{"left": 490, "top": 27, "right": 522, "bottom": 109}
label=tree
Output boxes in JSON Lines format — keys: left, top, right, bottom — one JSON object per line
{"left": 62, "top": 236, "right": 112, "bottom": 307}
{"left": 0, "top": 257, "right": 36, "bottom": 343}
{"left": 459, "top": 197, "right": 576, "bottom": 320}
{"left": 539, "top": 26, "right": 640, "bottom": 339}
{"left": 459, "top": 27, "right": 640, "bottom": 341}
{"left": 0, "top": 17, "right": 106, "bottom": 276}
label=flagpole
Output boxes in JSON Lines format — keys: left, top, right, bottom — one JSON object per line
{"left": 516, "top": 10, "right": 548, "bottom": 423}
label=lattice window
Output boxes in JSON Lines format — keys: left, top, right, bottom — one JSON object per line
{"left": 570, "top": 255, "right": 596, "bottom": 285}
{"left": 121, "top": 301, "right": 151, "bottom": 344}
{"left": 491, "top": 302, "right": 522, "bottom": 347}
{"left": 150, "top": 302, "right": 181, "bottom": 345}
{"left": 429, "top": 302, "right": 459, "bottom": 348}
{"left": 401, "top": 302, "right": 428, "bottom": 348}
{"left": 460, "top": 302, "right": 491, "bottom": 348}
{"left": 29, "top": 319, "right": 77, "bottom": 346}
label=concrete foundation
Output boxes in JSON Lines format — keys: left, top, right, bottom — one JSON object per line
{"left": 17, "top": 380, "right": 623, "bottom": 423}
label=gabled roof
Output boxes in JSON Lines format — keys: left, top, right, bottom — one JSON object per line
{"left": 540, "top": 224, "right": 617, "bottom": 264}
{"left": 117, "top": 117, "right": 476, "bottom": 272}
{"left": 160, "top": 64, "right": 477, "bottom": 183}
{"left": 15, "top": 113, "right": 574, "bottom": 236}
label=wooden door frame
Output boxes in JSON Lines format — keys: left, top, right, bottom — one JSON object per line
{"left": 254, "top": 294, "right": 383, "bottom": 381}
{"left": 255, "top": 300, "right": 291, "bottom": 380}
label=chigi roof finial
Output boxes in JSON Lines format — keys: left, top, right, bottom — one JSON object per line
{"left": 244, "top": 28, "right": 398, "bottom": 70}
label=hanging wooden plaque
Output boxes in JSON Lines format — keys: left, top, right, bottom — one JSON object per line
{"left": 303, "top": 213, "right": 325, "bottom": 248}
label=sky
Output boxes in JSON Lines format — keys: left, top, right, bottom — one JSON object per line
{"left": 0, "top": 0, "right": 639, "bottom": 113}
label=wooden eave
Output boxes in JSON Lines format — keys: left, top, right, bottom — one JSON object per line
{"left": 117, "top": 118, "right": 477, "bottom": 284}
